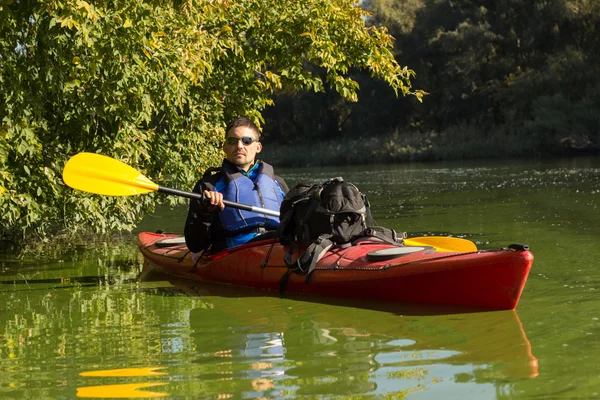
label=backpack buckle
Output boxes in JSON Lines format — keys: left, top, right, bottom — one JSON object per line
{"left": 315, "top": 236, "right": 327, "bottom": 245}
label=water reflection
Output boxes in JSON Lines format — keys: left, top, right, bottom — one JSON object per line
{"left": 9, "top": 157, "right": 598, "bottom": 398}
{"left": 146, "top": 277, "right": 539, "bottom": 398}
{"left": 77, "top": 383, "right": 169, "bottom": 398}
{"left": 79, "top": 367, "right": 168, "bottom": 377}
{"left": 76, "top": 367, "right": 169, "bottom": 398}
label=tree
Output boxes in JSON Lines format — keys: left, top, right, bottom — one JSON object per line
{"left": 364, "top": 0, "right": 600, "bottom": 149}
{"left": 0, "top": 0, "right": 420, "bottom": 243}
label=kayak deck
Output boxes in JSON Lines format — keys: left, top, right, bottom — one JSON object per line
{"left": 138, "top": 232, "right": 533, "bottom": 310}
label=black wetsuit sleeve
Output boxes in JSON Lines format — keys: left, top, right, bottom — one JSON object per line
{"left": 184, "top": 180, "right": 213, "bottom": 253}
{"left": 184, "top": 175, "right": 227, "bottom": 253}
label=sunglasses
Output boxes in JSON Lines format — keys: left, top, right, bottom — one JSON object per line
{"left": 225, "top": 136, "right": 258, "bottom": 146}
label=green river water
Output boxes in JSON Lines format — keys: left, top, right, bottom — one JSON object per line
{"left": 1, "top": 156, "right": 600, "bottom": 399}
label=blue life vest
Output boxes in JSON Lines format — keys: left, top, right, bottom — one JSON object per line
{"left": 216, "top": 161, "right": 284, "bottom": 247}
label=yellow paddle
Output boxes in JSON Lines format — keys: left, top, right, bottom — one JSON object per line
{"left": 62, "top": 152, "right": 279, "bottom": 217}
{"left": 62, "top": 152, "right": 477, "bottom": 252}
{"left": 404, "top": 236, "right": 476, "bottom": 252}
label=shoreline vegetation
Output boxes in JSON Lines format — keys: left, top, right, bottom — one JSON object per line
{"left": 263, "top": 129, "right": 599, "bottom": 168}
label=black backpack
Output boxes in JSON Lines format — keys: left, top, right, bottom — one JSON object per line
{"left": 278, "top": 177, "right": 400, "bottom": 274}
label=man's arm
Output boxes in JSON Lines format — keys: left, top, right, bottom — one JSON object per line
{"left": 184, "top": 180, "right": 215, "bottom": 253}
{"left": 184, "top": 170, "right": 229, "bottom": 254}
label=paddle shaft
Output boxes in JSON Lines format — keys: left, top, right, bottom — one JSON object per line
{"left": 61, "top": 153, "right": 477, "bottom": 252}
{"left": 157, "top": 186, "right": 281, "bottom": 218}
{"left": 158, "top": 186, "right": 475, "bottom": 251}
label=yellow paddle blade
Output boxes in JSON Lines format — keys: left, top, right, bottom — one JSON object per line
{"left": 404, "top": 236, "right": 477, "bottom": 253}
{"left": 62, "top": 152, "right": 159, "bottom": 196}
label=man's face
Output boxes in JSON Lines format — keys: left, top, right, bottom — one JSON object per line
{"left": 223, "top": 126, "right": 262, "bottom": 171}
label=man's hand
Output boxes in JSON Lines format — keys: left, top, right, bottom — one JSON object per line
{"left": 203, "top": 190, "right": 225, "bottom": 212}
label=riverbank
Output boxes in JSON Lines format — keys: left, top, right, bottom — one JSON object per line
{"left": 262, "top": 127, "right": 598, "bottom": 167}
{"left": 0, "top": 231, "right": 139, "bottom": 258}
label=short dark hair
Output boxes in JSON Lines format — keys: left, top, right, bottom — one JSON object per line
{"left": 225, "top": 117, "right": 261, "bottom": 139}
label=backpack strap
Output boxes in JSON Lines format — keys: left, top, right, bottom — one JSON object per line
{"left": 279, "top": 270, "right": 291, "bottom": 295}
{"left": 284, "top": 234, "right": 334, "bottom": 276}
{"left": 299, "top": 199, "right": 320, "bottom": 243}
{"left": 362, "top": 194, "right": 376, "bottom": 226}
{"left": 276, "top": 209, "right": 294, "bottom": 245}
{"left": 283, "top": 242, "right": 300, "bottom": 268}
{"left": 359, "top": 227, "right": 405, "bottom": 246}
{"left": 298, "top": 235, "right": 334, "bottom": 276}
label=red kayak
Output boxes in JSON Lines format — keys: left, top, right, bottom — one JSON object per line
{"left": 137, "top": 232, "right": 533, "bottom": 310}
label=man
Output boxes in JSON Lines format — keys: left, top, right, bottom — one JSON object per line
{"left": 184, "top": 117, "right": 288, "bottom": 254}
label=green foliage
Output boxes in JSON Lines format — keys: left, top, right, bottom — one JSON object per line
{"left": 501, "top": 47, "right": 600, "bottom": 151}
{"left": 0, "top": 0, "right": 416, "bottom": 244}
{"left": 377, "top": 0, "right": 600, "bottom": 135}
{"left": 265, "top": 0, "right": 600, "bottom": 156}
